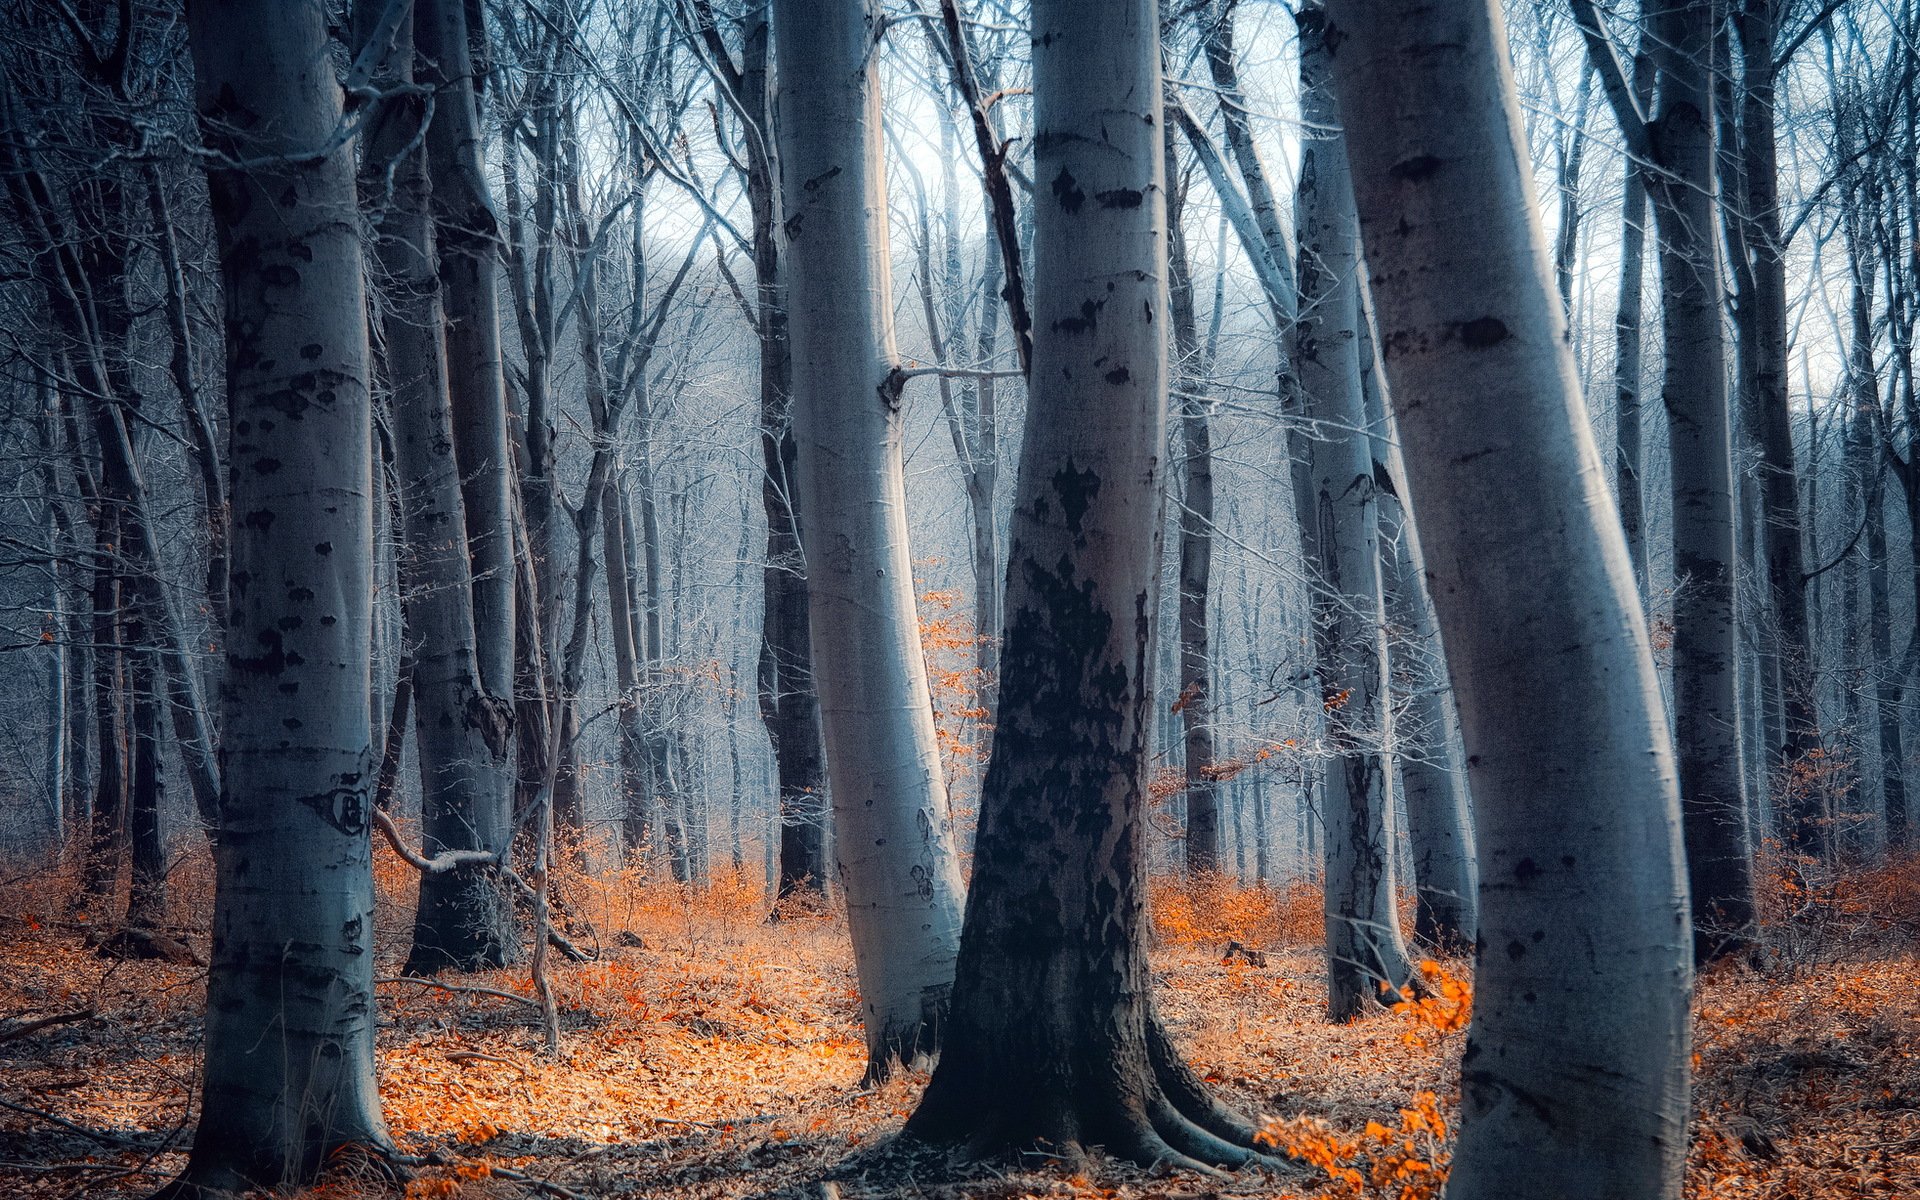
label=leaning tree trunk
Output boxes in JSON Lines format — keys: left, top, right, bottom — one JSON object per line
{"left": 701, "top": 4, "right": 833, "bottom": 900}
{"left": 356, "top": 1, "right": 517, "bottom": 975}
{"left": 170, "top": 0, "right": 389, "bottom": 1190}
{"left": 1364, "top": 342, "right": 1478, "bottom": 949}
{"left": 773, "top": 0, "right": 966, "bottom": 1081}
{"left": 907, "top": 0, "right": 1260, "bottom": 1167}
{"left": 1294, "top": 13, "right": 1416, "bottom": 1019}
{"left": 1326, "top": 2, "right": 1693, "bottom": 1197}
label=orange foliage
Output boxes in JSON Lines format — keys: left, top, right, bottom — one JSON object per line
{"left": 1152, "top": 872, "right": 1324, "bottom": 948}
{"left": 1388, "top": 961, "right": 1473, "bottom": 1048}
{"left": 1256, "top": 1090, "right": 1451, "bottom": 1200}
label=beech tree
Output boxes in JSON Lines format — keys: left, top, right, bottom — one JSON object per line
{"left": 1326, "top": 0, "right": 1693, "bottom": 1195}
{"left": 1574, "top": 0, "right": 1756, "bottom": 958}
{"left": 406, "top": 0, "right": 520, "bottom": 969}
{"left": 1293, "top": 7, "right": 1418, "bottom": 1018}
{"left": 169, "top": 0, "right": 388, "bottom": 1189}
{"left": 772, "top": 0, "right": 967, "bottom": 1080}
{"left": 906, "top": 0, "right": 1260, "bottom": 1165}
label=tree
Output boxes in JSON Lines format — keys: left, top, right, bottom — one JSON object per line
{"left": 906, "top": 0, "right": 1259, "bottom": 1165}
{"left": 1325, "top": 1, "right": 1693, "bottom": 1196}
{"left": 1293, "top": 8, "right": 1417, "bottom": 1019}
{"left": 1575, "top": 0, "right": 1757, "bottom": 955}
{"left": 168, "top": 0, "right": 388, "bottom": 1189}
{"left": 407, "top": 0, "right": 520, "bottom": 967}
{"left": 356, "top": 0, "right": 517, "bottom": 977}
{"left": 681, "top": 0, "right": 831, "bottom": 898}
{"left": 771, "top": 0, "right": 967, "bottom": 1080}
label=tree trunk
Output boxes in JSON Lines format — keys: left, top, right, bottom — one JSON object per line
{"left": 356, "top": 3, "right": 517, "bottom": 975}
{"left": 125, "top": 640, "right": 167, "bottom": 930}
{"left": 1644, "top": 0, "right": 1755, "bottom": 954}
{"left": 84, "top": 504, "right": 125, "bottom": 905}
{"left": 172, "top": 0, "right": 389, "bottom": 1188}
{"left": 1167, "top": 125, "right": 1221, "bottom": 875}
{"left": 1614, "top": 48, "right": 1653, "bottom": 595}
{"left": 1295, "top": 14, "right": 1416, "bottom": 1019}
{"left": 721, "top": 6, "right": 830, "bottom": 900}
{"left": 1328, "top": 3, "right": 1693, "bottom": 1196}
{"left": 1734, "top": 0, "right": 1823, "bottom": 845}
{"left": 773, "top": 0, "right": 967, "bottom": 1080}
{"left": 908, "top": 0, "right": 1259, "bottom": 1166}
{"left": 1366, "top": 341, "right": 1478, "bottom": 949}
{"left": 417, "top": 0, "right": 516, "bottom": 712}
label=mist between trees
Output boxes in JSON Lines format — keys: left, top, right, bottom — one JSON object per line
{"left": 0, "top": 1, "right": 1915, "bottom": 1198}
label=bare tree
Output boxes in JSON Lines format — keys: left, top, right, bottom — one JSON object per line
{"left": 1328, "top": 1, "right": 1693, "bottom": 1195}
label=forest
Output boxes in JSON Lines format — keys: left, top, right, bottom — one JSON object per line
{"left": 0, "top": 0, "right": 1915, "bottom": 1197}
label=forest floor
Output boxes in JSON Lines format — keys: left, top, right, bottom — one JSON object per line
{"left": 1, "top": 850, "right": 1917, "bottom": 1200}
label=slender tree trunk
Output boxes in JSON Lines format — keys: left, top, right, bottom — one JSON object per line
{"left": 417, "top": 0, "right": 516, "bottom": 711}
{"left": 1366, "top": 345, "right": 1478, "bottom": 949}
{"left": 1295, "top": 13, "right": 1416, "bottom": 1019}
{"left": 909, "top": 0, "right": 1259, "bottom": 1166}
{"left": 84, "top": 505, "right": 125, "bottom": 905}
{"left": 1329, "top": 3, "right": 1692, "bottom": 1196}
{"left": 774, "top": 0, "right": 966, "bottom": 1079}
{"left": 1615, "top": 48, "right": 1654, "bottom": 596}
{"left": 1644, "top": 0, "right": 1754, "bottom": 955}
{"left": 172, "top": 0, "right": 389, "bottom": 1187}
{"left": 125, "top": 639, "right": 167, "bottom": 930}
{"left": 1167, "top": 126, "right": 1221, "bottom": 874}
{"left": 1735, "top": 0, "right": 1824, "bottom": 845}
{"left": 357, "top": 3, "right": 517, "bottom": 975}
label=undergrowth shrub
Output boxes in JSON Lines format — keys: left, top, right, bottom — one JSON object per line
{"left": 1151, "top": 872, "right": 1324, "bottom": 949}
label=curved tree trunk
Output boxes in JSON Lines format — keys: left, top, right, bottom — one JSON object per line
{"left": 773, "top": 0, "right": 967, "bottom": 1080}
{"left": 1327, "top": 2, "right": 1693, "bottom": 1196}
{"left": 908, "top": 0, "right": 1258, "bottom": 1166}
{"left": 1364, "top": 344, "right": 1478, "bottom": 949}
{"left": 356, "top": 3, "right": 517, "bottom": 975}
{"left": 1294, "top": 14, "right": 1416, "bottom": 1019}
{"left": 173, "top": 0, "right": 389, "bottom": 1189}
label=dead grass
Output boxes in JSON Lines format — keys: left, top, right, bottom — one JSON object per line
{"left": 0, "top": 854, "right": 1915, "bottom": 1199}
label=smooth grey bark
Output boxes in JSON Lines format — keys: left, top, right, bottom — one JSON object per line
{"left": 1614, "top": 44, "right": 1653, "bottom": 596}
{"left": 1295, "top": 11, "right": 1416, "bottom": 1020}
{"left": 355, "top": 0, "right": 517, "bottom": 975}
{"left": 1326, "top": 3, "right": 1693, "bottom": 1197}
{"left": 1846, "top": 235, "right": 1905, "bottom": 847}
{"left": 686, "top": 2, "right": 830, "bottom": 897}
{"left": 773, "top": 0, "right": 966, "bottom": 1080}
{"left": 84, "top": 505, "right": 125, "bottom": 904}
{"left": 1363, "top": 335, "right": 1478, "bottom": 949}
{"left": 1729, "top": 0, "right": 1823, "bottom": 836}
{"left": 1577, "top": 0, "right": 1755, "bottom": 953}
{"left": 908, "top": 0, "right": 1259, "bottom": 1166}
{"left": 417, "top": 0, "right": 516, "bottom": 711}
{"left": 173, "top": 0, "right": 389, "bottom": 1189}
{"left": 1166, "top": 126, "right": 1222, "bottom": 875}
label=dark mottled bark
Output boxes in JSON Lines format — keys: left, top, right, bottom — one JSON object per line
{"left": 908, "top": 0, "right": 1259, "bottom": 1167}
